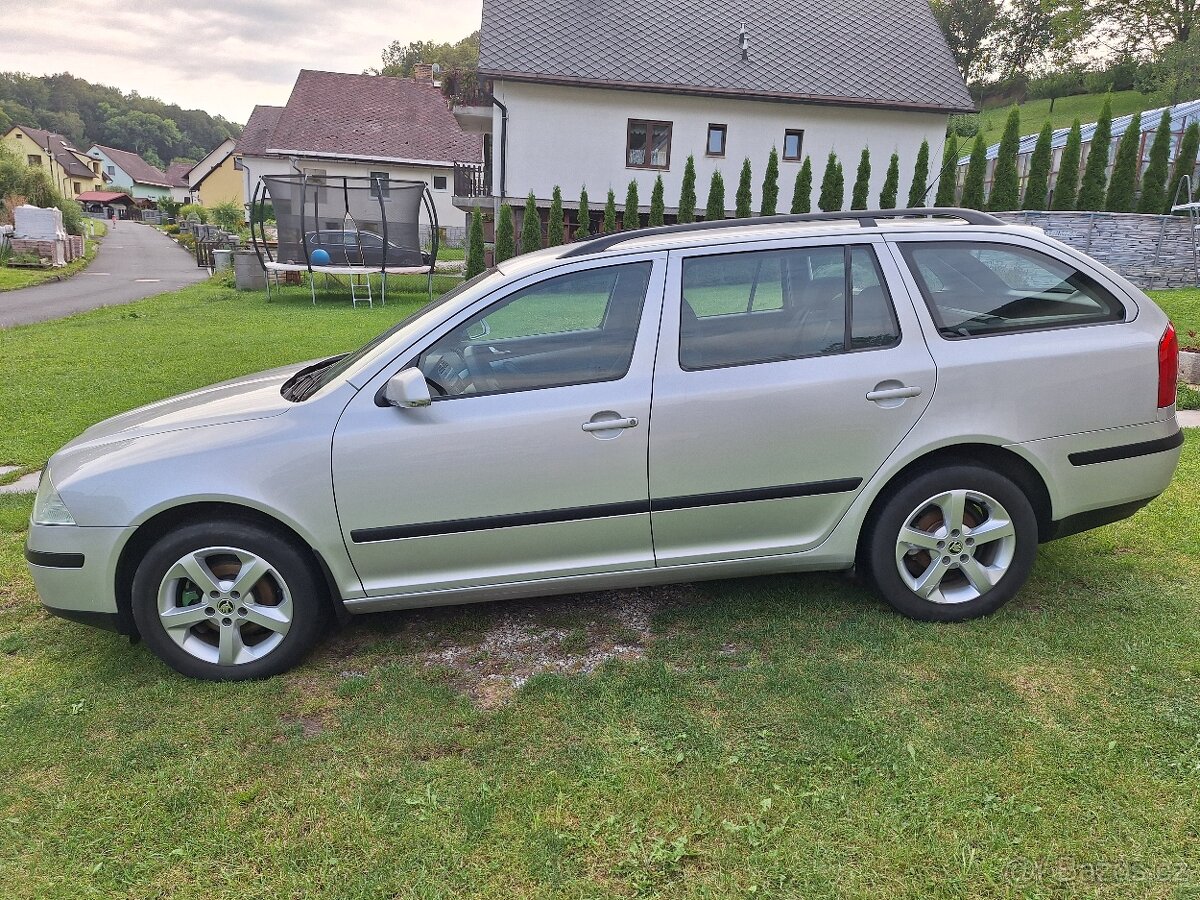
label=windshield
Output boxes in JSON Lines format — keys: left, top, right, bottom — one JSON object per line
{"left": 281, "top": 268, "right": 502, "bottom": 402}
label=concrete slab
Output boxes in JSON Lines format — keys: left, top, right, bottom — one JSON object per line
{"left": 1177, "top": 410, "right": 1200, "bottom": 429}
{"left": 0, "top": 465, "right": 18, "bottom": 478}
{"left": 0, "top": 471, "right": 40, "bottom": 494}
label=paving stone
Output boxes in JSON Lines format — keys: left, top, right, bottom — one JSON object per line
{"left": 0, "top": 471, "right": 40, "bottom": 494}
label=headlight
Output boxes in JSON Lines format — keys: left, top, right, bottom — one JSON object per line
{"left": 32, "top": 470, "right": 76, "bottom": 525}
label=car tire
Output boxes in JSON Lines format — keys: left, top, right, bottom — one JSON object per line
{"left": 131, "top": 520, "right": 328, "bottom": 680}
{"left": 864, "top": 465, "right": 1038, "bottom": 622}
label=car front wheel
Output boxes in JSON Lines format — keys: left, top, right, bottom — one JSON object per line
{"left": 131, "top": 520, "right": 328, "bottom": 680}
{"left": 865, "top": 465, "right": 1038, "bottom": 621}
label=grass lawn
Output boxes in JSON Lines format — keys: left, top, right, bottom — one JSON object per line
{"left": 975, "top": 89, "right": 1160, "bottom": 144}
{"left": 0, "top": 280, "right": 1198, "bottom": 897}
{"left": 0, "top": 218, "right": 106, "bottom": 293}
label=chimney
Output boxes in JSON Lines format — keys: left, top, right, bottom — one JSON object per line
{"left": 413, "top": 64, "right": 435, "bottom": 83}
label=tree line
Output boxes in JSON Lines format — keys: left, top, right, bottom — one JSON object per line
{"left": 0, "top": 72, "right": 242, "bottom": 170}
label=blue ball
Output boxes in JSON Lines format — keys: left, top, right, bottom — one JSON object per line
{"left": 310, "top": 248, "right": 331, "bottom": 266}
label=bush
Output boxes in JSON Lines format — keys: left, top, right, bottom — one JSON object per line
{"left": 947, "top": 114, "right": 980, "bottom": 138}
{"left": 210, "top": 200, "right": 244, "bottom": 232}
{"left": 760, "top": 148, "right": 779, "bottom": 216}
{"left": 791, "top": 157, "right": 813, "bottom": 214}
{"left": 465, "top": 206, "right": 485, "bottom": 278}
{"left": 1051, "top": 120, "right": 1083, "bottom": 210}
{"left": 494, "top": 204, "right": 515, "bottom": 262}
{"left": 164, "top": 224, "right": 181, "bottom": 235}
{"left": 648, "top": 175, "right": 665, "bottom": 226}
{"left": 908, "top": 140, "right": 930, "bottom": 208}
{"left": 678, "top": 156, "right": 697, "bottom": 224}
{"left": 1104, "top": 110, "right": 1141, "bottom": 212}
{"left": 934, "top": 134, "right": 960, "bottom": 207}
{"left": 988, "top": 107, "right": 1022, "bottom": 211}
{"left": 735, "top": 158, "right": 753, "bottom": 218}
{"left": 818, "top": 152, "right": 843, "bottom": 212}
{"left": 547, "top": 186, "right": 564, "bottom": 246}
{"left": 520, "top": 192, "right": 540, "bottom": 253}
{"left": 705, "top": 171, "right": 725, "bottom": 220}
{"left": 880, "top": 152, "right": 900, "bottom": 209}
{"left": 850, "top": 147, "right": 871, "bottom": 210}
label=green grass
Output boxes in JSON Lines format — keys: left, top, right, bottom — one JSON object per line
{"left": 1151, "top": 287, "right": 1200, "bottom": 345}
{"left": 1179, "top": 383, "right": 1200, "bottom": 409}
{"left": 0, "top": 281, "right": 1198, "bottom": 897}
{"left": 0, "top": 222, "right": 104, "bottom": 292}
{"left": 976, "top": 90, "right": 1160, "bottom": 145}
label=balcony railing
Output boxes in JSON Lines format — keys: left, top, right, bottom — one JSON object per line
{"left": 443, "top": 73, "right": 493, "bottom": 108}
{"left": 454, "top": 161, "right": 491, "bottom": 198}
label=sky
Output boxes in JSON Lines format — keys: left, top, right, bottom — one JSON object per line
{"left": 0, "top": 0, "right": 483, "bottom": 124}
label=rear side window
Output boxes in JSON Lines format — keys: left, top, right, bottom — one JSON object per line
{"left": 680, "top": 245, "right": 899, "bottom": 371}
{"left": 900, "top": 242, "right": 1125, "bottom": 338}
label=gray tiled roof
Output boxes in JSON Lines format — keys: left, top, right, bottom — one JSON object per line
{"left": 264, "top": 70, "right": 483, "bottom": 165}
{"left": 479, "top": 0, "right": 974, "bottom": 113}
{"left": 11, "top": 125, "right": 96, "bottom": 178}
{"left": 90, "top": 144, "right": 171, "bottom": 187}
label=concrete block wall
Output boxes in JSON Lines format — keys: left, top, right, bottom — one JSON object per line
{"left": 995, "top": 211, "right": 1199, "bottom": 289}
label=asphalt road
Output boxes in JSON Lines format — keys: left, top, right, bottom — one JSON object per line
{"left": 0, "top": 221, "right": 208, "bottom": 328}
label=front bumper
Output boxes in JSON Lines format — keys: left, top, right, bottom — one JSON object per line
{"left": 25, "top": 522, "right": 136, "bottom": 634}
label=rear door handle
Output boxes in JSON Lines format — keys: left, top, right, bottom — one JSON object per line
{"left": 582, "top": 417, "right": 639, "bottom": 432}
{"left": 866, "top": 385, "right": 922, "bottom": 401}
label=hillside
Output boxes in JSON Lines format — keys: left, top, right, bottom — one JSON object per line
{"left": 0, "top": 72, "right": 240, "bottom": 168}
{"left": 974, "top": 90, "right": 1171, "bottom": 143}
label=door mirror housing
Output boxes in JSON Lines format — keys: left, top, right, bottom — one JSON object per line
{"left": 382, "top": 368, "right": 432, "bottom": 408}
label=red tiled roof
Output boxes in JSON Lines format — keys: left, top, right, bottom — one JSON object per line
{"left": 89, "top": 144, "right": 171, "bottom": 187}
{"left": 264, "top": 70, "right": 482, "bottom": 165}
{"left": 234, "top": 105, "right": 284, "bottom": 157}
{"left": 77, "top": 191, "right": 135, "bottom": 203}
{"left": 163, "top": 162, "right": 192, "bottom": 187}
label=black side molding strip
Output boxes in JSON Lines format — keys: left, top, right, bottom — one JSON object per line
{"left": 1068, "top": 430, "right": 1184, "bottom": 467}
{"left": 350, "top": 478, "right": 863, "bottom": 544}
{"left": 351, "top": 500, "right": 651, "bottom": 543}
{"left": 650, "top": 478, "right": 863, "bottom": 512}
{"left": 24, "top": 547, "right": 85, "bottom": 569}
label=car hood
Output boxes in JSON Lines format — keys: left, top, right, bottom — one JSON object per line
{"left": 63, "top": 361, "right": 311, "bottom": 451}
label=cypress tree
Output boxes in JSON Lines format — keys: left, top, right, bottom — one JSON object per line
{"left": 1138, "top": 109, "right": 1172, "bottom": 214}
{"left": 705, "top": 170, "right": 725, "bottom": 220}
{"left": 603, "top": 189, "right": 617, "bottom": 234}
{"left": 761, "top": 148, "right": 780, "bottom": 215}
{"left": 1052, "top": 120, "right": 1083, "bottom": 210}
{"left": 934, "top": 134, "right": 960, "bottom": 206}
{"left": 735, "top": 158, "right": 753, "bottom": 217}
{"left": 547, "top": 185, "right": 564, "bottom": 246}
{"left": 1077, "top": 97, "right": 1113, "bottom": 211}
{"left": 519, "top": 191, "right": 541, "bottom": 254}
{"left": 989, "top": 106, "right": 1022, "bottom": 211}
{"left": 880, "top": 152, "right": 900, "bottom": 209}
{"left": 818, "top": 151, "right": 843, "bottom": 212}
{"left": 1023, "top": 121, "right": 1053, "bottom": 211}
{"left": 960, "top": 136, "right": 988, "bottom": 209}
{"left": 851, "top": 147, "right": 872, "bottom": 210}
{"left": 465, "top": 206, "right": 485, "bottom": 278}
{"left": 649, "top": 174, "right": 665, "bottom": 226}
{"left": 678, "top": 155, "right": 697, "bottom": 223}
{"left": 1105, "top": 111, "right": 1141, "bottom": 212}
{"left": 575, "top": 187, "right": 590, "bottom": 239}
{"left": 1170, "top": 121, "right": 1200, "bottom": 213}
{"left": 623, "top": 180, "right": 640, "bottom": 230}
{"left": 494, "top": 203, "right": 515, "bottom": 262}
{"left": 908, "top": 139, "right": 931, "bottom": 207}
{"left": 791, "top": 156, "right": 813, "bottom": 213}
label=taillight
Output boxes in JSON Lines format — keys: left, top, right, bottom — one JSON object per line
{"left": 1158, "top": 323, "right": 1178, "bottom": 408}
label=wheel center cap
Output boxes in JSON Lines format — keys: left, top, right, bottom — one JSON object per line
{"left": 947, "top": 539, "right": 964, "bottom": 555}
{"left": 216, "top": 599, "right": 235, "bottom": 615}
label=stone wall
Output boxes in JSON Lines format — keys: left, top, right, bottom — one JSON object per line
{"left": 994, "top": 211, "right": 1199, "bottom": 289}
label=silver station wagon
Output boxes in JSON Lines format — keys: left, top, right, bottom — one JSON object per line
{"left": 26, "top": 209, "right": 1184, "bottom": 680}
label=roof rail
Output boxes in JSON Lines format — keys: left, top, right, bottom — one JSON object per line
{"left": 560, "top": 207, "right": 1004, "bottom": 259}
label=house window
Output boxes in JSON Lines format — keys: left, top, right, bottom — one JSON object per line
{"left": 706, "top": 124, "right": 727, "bottom": 157}
{"left": 106, "top": 164, "right": 115, "bottom": 176}
{"left": 433, "top": 175, "right": 448, "bottom": 191}
{"left": 783, "top": 130, "right": 804, "bottom": 161}
{"left": 627, "top": 119, "right": 672, "bottom": 169}
{"left": 27, "top": 154, "right": 42, "bottom": 166}
{"left": 73, "top": 181, "right": 81, "bottom": 194}
{"left": 370, "top": 170, "right": 390, "bottom": 198}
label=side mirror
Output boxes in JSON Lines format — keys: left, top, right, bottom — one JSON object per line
{"left": 382, "top": 368, "right": 432, "bottom": 408}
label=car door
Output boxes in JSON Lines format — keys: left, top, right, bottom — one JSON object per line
{"left": 333, "top": 255, "right": 665, "bottom": 596}
{"left": 648, "top": 236, "right": 937, "bottom": 567}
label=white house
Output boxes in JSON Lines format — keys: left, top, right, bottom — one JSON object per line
{"left": 235, "top": 70, "right": 483, "bottom": 228}
{"left": 454, "top": 0, "right": 974, "bottom": 227}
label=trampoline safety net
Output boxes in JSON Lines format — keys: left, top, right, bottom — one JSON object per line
{"left": 255, "top": 174, "right": 434, "bottom": 270}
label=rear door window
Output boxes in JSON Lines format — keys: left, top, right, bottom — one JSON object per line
{"left": 679, "top": 244, "right": 900, "bottom": 370}
{"left": 899, "top": 242, "right": 1125, "bottom": 338}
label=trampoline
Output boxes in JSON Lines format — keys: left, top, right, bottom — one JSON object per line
{"left": 251, "top": 173, "right": 439, "bottom": 306}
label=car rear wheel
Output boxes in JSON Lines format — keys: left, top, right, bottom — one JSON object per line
{"left": 865, "top": 465, "right": 1038, "bottom": 621}
{"left": 131, "top": 520, "right": 328, "bottom": 680}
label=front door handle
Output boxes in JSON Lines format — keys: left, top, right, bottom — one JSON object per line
{"left": 866, "top": 385, "right": 922, "bottom": 402}
{"left": 582, "top": 416, "right": 639, "bottom": 432}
